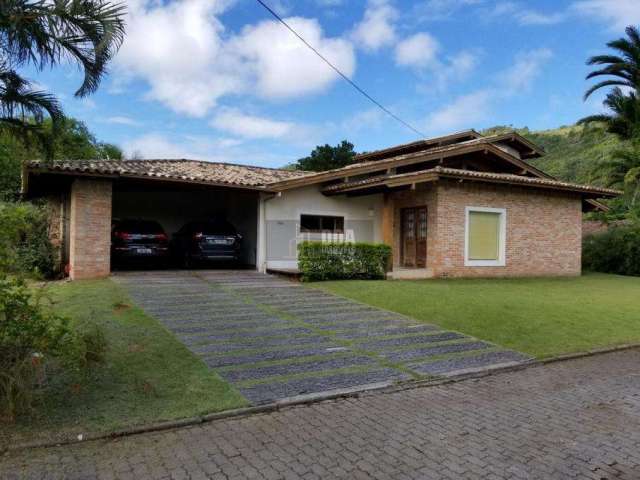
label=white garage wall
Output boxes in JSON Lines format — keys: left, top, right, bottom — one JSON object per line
{"left": 261, "top": 185, "right": 384, "bottom": 270}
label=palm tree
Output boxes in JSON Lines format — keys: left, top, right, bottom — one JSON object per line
{"left": 584, "top": 25, "right": 640, "bottom": 100}
{"left": 0, "top": 0, "right": 126, "bottom": 156}
{"left": 592, "top": 143, "right": 640, "bottom": 208}
{"left": 578, "top": 87, "right": 640, "bottom": 140}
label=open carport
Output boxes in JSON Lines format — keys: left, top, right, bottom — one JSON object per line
{"left": 24, "top": 159, "right": 307, "bottom": 279}
{"left": 112, "top": 178, "right": 259, "bottom": 267}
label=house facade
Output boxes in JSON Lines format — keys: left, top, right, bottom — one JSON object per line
{"left": 24, "top": 130, "right": 619, "bottom": 280}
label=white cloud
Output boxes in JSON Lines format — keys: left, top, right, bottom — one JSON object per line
{"left": 425, "top": 90, "right": 492, "bottom": 133}
{"left": 571, "top": 0, "right": 640, "bottom": 30}
{"left": 114, "top": 0, "right": 355, "bottom": 117}
{"left": 210, "top": 109, "right": 295, "bottom": 139}
{"left": 424, "top": 47, "right": 553, "bottom": 133}
{"left": 412, "top": 0, "right": 485, "bottom": 21}
{"left": 123, "top": 132, "right": 299, "bottom": 166}
{"left": 501, "top": 48, "right": 553, "bottom": 94}
{"left": 394, "top": 33, "right": 440, "bottom": 69}
{"left": 104, "top": 116, "right": 141, "bottom": 127}
{"left": 517, "top": 10, "right": 565, "bottom": 25}
{"left": 352, "top": 0, "right": 398, "bottom": 51}
{"left": 229, "top": 17, "right": 355, "bottom": 99}
{"left": 124, "top": 133, "right": 202, "bottom": 159}
{"left": 486, "top": 2, "right": 566, "bottom": 26}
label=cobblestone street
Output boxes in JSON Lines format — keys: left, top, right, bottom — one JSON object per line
{"left": 3, "top": 348, "right": 640, "bottom": 479}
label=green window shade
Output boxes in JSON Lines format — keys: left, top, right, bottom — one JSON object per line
{"left": 468, "top": 211, "right": 501, "bottom": 260}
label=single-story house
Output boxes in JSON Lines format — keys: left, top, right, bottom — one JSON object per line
{"left": 23, "top": 129, "right": 620, "bottom": 280}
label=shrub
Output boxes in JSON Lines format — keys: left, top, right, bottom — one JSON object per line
{"left": 0, "top": 201, "right": 56, "bottom": 278}
{"left": 298, "top": 242, "right": 392, "bottom": 281}
{"left": 582, "top": 222, "right": 640, "bottom": 276}
{"left": 0, "top": 275, "right": 105, "bottom": 420}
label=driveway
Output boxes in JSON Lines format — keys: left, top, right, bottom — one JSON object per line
{"left": 112, "top": 270, "right": 530, "bottom": 405}
{"left": 3, "top": 348, "right": 639, "bottom": 479}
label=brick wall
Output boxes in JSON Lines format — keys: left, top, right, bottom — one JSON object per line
{"left": 69, "top": 178, "right": 112, "bottom": 280}
{"left": 391, "top": 185, "right": 438, "bottom": 275}
{"left": 431, "top": 180, "right": 582, "bottom": 278}
{"left": 387, "top": 180, "right": 583, "bottom": 278}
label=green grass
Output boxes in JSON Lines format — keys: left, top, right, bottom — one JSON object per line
{"left": 315, "top": 273, "right": 640, "bottom": 359}
{"left": 5, "top": 278, "right": 247, "bottom": 445}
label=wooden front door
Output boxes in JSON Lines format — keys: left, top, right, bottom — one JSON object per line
{"left": 401, "top": 207, "right": 427, "bottom": 268}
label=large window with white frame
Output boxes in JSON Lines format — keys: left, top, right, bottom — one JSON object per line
{"left": 464, "top": 207, "right": 506, "bottom": 267}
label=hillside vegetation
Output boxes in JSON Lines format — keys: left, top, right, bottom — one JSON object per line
{"left": 484, "top": 123, "right": 628, "bottom": 185}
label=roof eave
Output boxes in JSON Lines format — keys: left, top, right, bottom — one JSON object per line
{"left": 26, "top": 167, "right": 276, "bottom": 192}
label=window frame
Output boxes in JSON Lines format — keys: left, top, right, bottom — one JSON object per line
{"left": 299, "top": 214, "right": 345, "bottom": 234}
{"left": 464, "top": 206, "right": 507, "bottom": 267}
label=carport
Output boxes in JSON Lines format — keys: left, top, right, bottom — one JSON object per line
{"left": 24, "top": 159, "right": 306, "bottom": 280}
{"left": 112, "top": 178, "right": 259, "bottom": 267}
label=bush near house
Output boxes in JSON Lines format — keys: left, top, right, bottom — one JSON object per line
{"left": 0, "top": 201, "right": 56, "bottom": 278}
{"left": 0, "top": 275, "right": 105, "bottom": 421}
{"left": 583, "top": 222, "right": 640, "bottom": 276}
{"left": 298, "top": 241, "right": 391, "bottom": 281}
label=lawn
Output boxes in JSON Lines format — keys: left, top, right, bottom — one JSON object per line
{"left": 4, "top": 278, "right": 246, "bottom": 446}
{"left": 316, "top": 273, "right": 640, "bottom": 359}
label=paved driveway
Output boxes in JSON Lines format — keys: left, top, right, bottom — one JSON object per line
{"left": 3, "top": 348, "right": 639, "bottom": 479}
{"left": 113, "top": 271, "right": 530, "bottom": 405}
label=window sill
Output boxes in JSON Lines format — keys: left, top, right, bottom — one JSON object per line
{"left": 464, "top": 260, "right": 505, "bottom": 267}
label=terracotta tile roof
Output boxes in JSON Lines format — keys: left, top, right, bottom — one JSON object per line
{"left": 268, "top": 136, "right": 551, "bottom": 190}
{"left": 322, "top": 166, "right": 621, "bottom": 197}
{"left": 28, "top": 159, "right": 309, "bottom": 189}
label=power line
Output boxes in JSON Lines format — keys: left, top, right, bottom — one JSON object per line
{"left": 254, "top": 0, "right": 427, "bottom": 139}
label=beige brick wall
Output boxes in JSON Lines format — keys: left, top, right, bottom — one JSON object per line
{"left": 431, "top": 180, "right": 582, "bottom": 277}
{"left": 388, "top": 180, "right": 583, "bottom": 278}
{"left": 69, "top": 178, "right": 112, "bottom": 280}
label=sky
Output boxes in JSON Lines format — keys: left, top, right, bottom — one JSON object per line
{"left": 29, "top": 0, "right": 640, "bottom": 167}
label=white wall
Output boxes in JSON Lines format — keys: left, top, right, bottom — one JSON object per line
{"left": 261, "top": 185, "right": 383, "bottom": 270}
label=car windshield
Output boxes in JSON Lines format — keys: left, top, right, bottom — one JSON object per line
{"left": 117, "top": 220, "right": 164, "bottom": 234}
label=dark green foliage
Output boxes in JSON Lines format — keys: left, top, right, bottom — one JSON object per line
{"left": 579, "top": 88, "right": 640, "bottom": 140}
{"left": 0, "top": 116, "right": 123, "bottom": 200}
{"left": 483, "top": 124, "right": 627, "bottom": 185}
{"left": 0, "top": 201, "right": 56, "bottom": 278}
{"left": 583, "top": 222, "right": 640, "bottom": 276}
{"left": 580, "top": 26, "right": 640, "bottom": 140}
{"left": 0, "top": 274, "right": 106, "bottom": 419}
{"left": 0, "top": 0, "right": 126, "bottom": 157}
{"left": 292, "top": 140, "right": 358, "bottom": 172}
{"left": 298, "top": 241, "right": 391, "bottom": 281}
{"left": 583, "top": 26, "right": 640, "bottom": 100}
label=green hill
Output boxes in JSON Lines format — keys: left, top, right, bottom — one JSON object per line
{"left": 483, "top": 124, "right": 628, "bottom": 185}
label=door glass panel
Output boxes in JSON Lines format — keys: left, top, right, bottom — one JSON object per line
{"left": 405, "top": 211, "right": 415, "bottom": 239}
{"left": 418, "top": 209, "right": 427, "bottom": 239}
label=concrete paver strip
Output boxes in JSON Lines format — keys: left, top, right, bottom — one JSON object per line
{"left": 3, "top": 349, "right": 639, "bottom": 479}
{"left": 112, "top": 270, "right": 531, "bottom": 405}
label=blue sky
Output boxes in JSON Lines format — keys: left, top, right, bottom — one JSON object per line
{"left": 31, "top": 0, "right": 640, "bottom": 167}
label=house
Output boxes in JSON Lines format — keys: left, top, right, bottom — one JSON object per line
{"left": 23, "top": 130, "right": 619, "bottom": 280}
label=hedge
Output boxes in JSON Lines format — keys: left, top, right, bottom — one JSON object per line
{"left": 582, "top": 222, "right": 640, "bottom": 276}
{"left": 298, "top": 242, "right": 392, "bottom": 281}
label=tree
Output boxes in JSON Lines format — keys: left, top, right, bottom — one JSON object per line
{"left": 583, "top": 25, "right": 640, "bottom": 100}
{"left": 578, "top": 88, "right": 640, "bottom": 140}
{"left": 0, "top": 116, "right": 122, "bottom": 200}
{"left": 592, "top": 141, "right": 640, "bottom": 212}
{"left": 0, "top": 0, "right": 126, "bottom": 156}
{"left": 294, "top": 140, "right": 358, "bottom": 172}
{"left": 581, "top": 26, "right": 640, "bottom": 141}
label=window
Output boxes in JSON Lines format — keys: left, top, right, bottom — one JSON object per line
{"left": 464, "top": 207, "right": 506, "bottom": 267}
{"left": 300, "top": 214, "right": 345, "bottom": 234}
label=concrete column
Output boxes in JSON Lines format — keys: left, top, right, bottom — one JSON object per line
{"left": 69, "top": 178, "right": 113, "bottom": 280}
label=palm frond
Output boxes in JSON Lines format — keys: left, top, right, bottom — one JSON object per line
{"left": 0, "top": 0, "right": 127, "bottom": 97}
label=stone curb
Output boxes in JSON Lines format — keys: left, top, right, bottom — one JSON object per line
{"left": 4, "top": 342, "right": 639, "bottom": 454}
